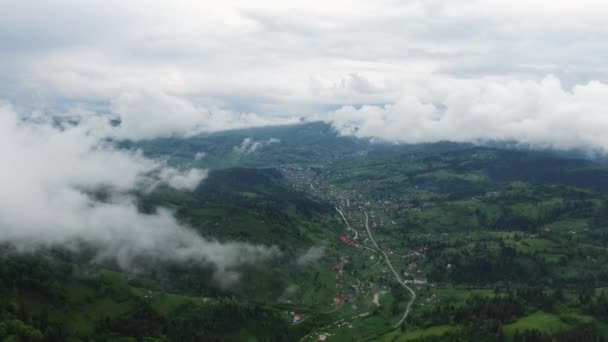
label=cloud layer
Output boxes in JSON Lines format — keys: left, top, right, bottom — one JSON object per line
{"left": 111, "top": 90, "right": 299, "bottom": 140}
{"left": 328, "top": 76, "right": 608, "bottom": 151}
{"left": 5, "top": 1, "right": 608, "bottom": 114}
{"left": 0, "top": 104, "right": 278, "bottom": 282}
{"left": 2, "top": 3, "right": 608, "bottom": 153}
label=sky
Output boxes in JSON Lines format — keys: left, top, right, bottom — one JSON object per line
{"left": 2, "top": 0, "right": 608, "bottom": 146}
{"left": 2, "top": 0, "right": 608, "bottom": 280}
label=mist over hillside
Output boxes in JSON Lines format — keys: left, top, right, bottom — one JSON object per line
{"left": 5, "top": 1, "right": 608, "bottom": 340}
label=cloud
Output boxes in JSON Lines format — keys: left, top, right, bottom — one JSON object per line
{"left": 328, "top": 76, "right": 608, "bottom": 151}
{"left": 111, "top": 89, "right": 205, "bottom": 140}
{"left": 2, "top": 1, "right": 608, "bottom": 152}
{"left": 0, "top": 103, "right": 279, "bottom": 282}
{"left": 296, "top": 246, "right": 326, "bottom": 266}
{"left": 234, "top": 138, "right": 263, "bottom": 155}
{"left": 158, "top": 168, "right": 208, "bottom": 191}
{"left": 111, "top": 89, "right": 299, "bottom": 140}
{"left": 194, "top": 151, "right": 207, "bottom": 160}
{"left": 234, "top": 137, "right": 281, "bottom": 155}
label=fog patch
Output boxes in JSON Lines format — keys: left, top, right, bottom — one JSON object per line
{"left": 296, "top": 246, "right": 326, "bottom": 266}
{"left": 278, "top": 284, "right": 300, "bottom": 302}
{"left": 110, "top": 90, "right": 299, "bottom": 140}
{"left": 234, "top": 137, "right": 281, "bottom": 155}
{"left": 0, "top": 104, "right": 279, "bottom": 286}
{"left": 194, "top": 151, "right": 206, "bottom": 160}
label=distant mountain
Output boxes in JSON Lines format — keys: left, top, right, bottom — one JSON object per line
{"left": 133, "top": 121, "right": 599, "bottom": 171}
{"left": 126, "top": 121, "right": 376, "bottom": 169}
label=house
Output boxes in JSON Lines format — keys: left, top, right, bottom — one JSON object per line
{"left": 404, "top": 277, "right": 428, "bottom": 285}
{"left": 340, "top": 235, "right": 359, "bottom": 248}
{"left": 292, "top": 313, "right": 302, "bottom": 323}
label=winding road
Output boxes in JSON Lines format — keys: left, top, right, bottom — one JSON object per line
{"left": 364, "top": 211, "right": 416, "bottom": 328}
{"left": 336, "top": 207, "right": 359, "bottom": 240}
{"left": 304, "top": 207, "right": 414, "bottom": 342}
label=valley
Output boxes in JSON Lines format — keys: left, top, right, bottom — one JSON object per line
{"left": 3, "top": 123, "right": 608, "bottom": 341}
{"left": 5, "top": 3, "right": 608, "bottom": 341}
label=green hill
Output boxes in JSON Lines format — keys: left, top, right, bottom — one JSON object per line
{"left": 6, "top": 123, "right": 608, "bottom": 341}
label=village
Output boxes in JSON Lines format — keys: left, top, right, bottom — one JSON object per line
{"left": 280, "top": 164, "right": 437, "bottom": 337}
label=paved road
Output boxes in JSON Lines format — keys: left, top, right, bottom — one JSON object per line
{"left": 300, "top": 208, "right": 409, "bottom": 341}
{"left": 364, "top": 211, "right": 416, "bottom": 328}
{"left": 336, "top": 207, "right": 359, "bottom": 240}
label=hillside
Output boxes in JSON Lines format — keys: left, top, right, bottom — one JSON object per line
{"left": 141, "top": 167, "right": 334, "bottom": 247}
{"left": 0, "top": 166, "right": 342, "bottom": 341}
{"left": 4, "top": 123, "right": 608, "bottom": 341}
{"left": 127, "top": 121, "right": 375, "bottom": 169}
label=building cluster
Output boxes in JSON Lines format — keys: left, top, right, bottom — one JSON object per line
{"left": 278, "top": 165, "right": 322, "bottom": 194}
{"left": 339, "top": 235, "right": 361, "bottom": 249}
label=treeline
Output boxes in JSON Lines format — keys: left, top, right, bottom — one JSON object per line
{"left": 95, "top": 298, "right": 291, "bottom": 341}
{"left": 0, "top": 252, "right": 72, "bottom": 341}
{"left": 413, "top": 290, "right": 557, "bottom": 328}
{"left": 427, "top": 242, "right": 548, "bottom": 285}
{"left": 512, "top": 324, "right": 604, "bottom": 342}
{"left": 0, "top": 251, "right": 71, "bottom": 301}
{"left": 0, "top": 251, "right": 293, "bottom": 341}
{"left": 406, "top": 324, "right": 604, "bottom": 342}
{"left": 410, "top": 290, "right": 604, "bottom": 342}
{"left": 0, "top": 304, "right": 69, "bottom": 341}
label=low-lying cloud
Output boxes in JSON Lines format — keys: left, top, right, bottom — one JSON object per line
{"left": 112, "top": 89, "right": 299, "bottom": 140}
{"left": 194, "top": 151, "right": 207, "bottom": 160}
{"left": 296, "top": 246, "right": 326, "bottom": 266}
{"left": 0, "top": 104, "right": 279, "bottom": 284}
{"left": 328, "top": 76, "right": 608, "bottom": 152}
{"left": 234, "top": 137, "right": 281, "bottom": 155}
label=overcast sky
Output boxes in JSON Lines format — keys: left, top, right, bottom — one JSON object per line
{"left": 2, "top": 0, "right": 608, "bottom": 147}
{"left": 3, "top": 1, "right": 608, "bottom": 113}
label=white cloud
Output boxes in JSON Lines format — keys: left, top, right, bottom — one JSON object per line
{"left": 194, "top": 151, "right": 207, "bottom": 160}
{"left": 159, "top": 168, "right": 208, "bottom": 191}
{"left": 296, "top": 246, "right": 325, "bottom": 265}
{"left": 5, "top": 0, "right": 608, "bottom": 115}
{"left": 111, "top": 89, "right": 205, "bottom": 140}
{"left": 110, "top": 89, "right": 299, "bottom": 140}
{"left": 234, "top": 138, "right": 263, "bottom": 155}
{"left": 0, "top": 104, "right": 278, "bottom": 282}
{"left": 328, "top": 76, "right": 608, "bottom": 151}
{"left": 234, "top": 137, "right": 281, "bottom": 155}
